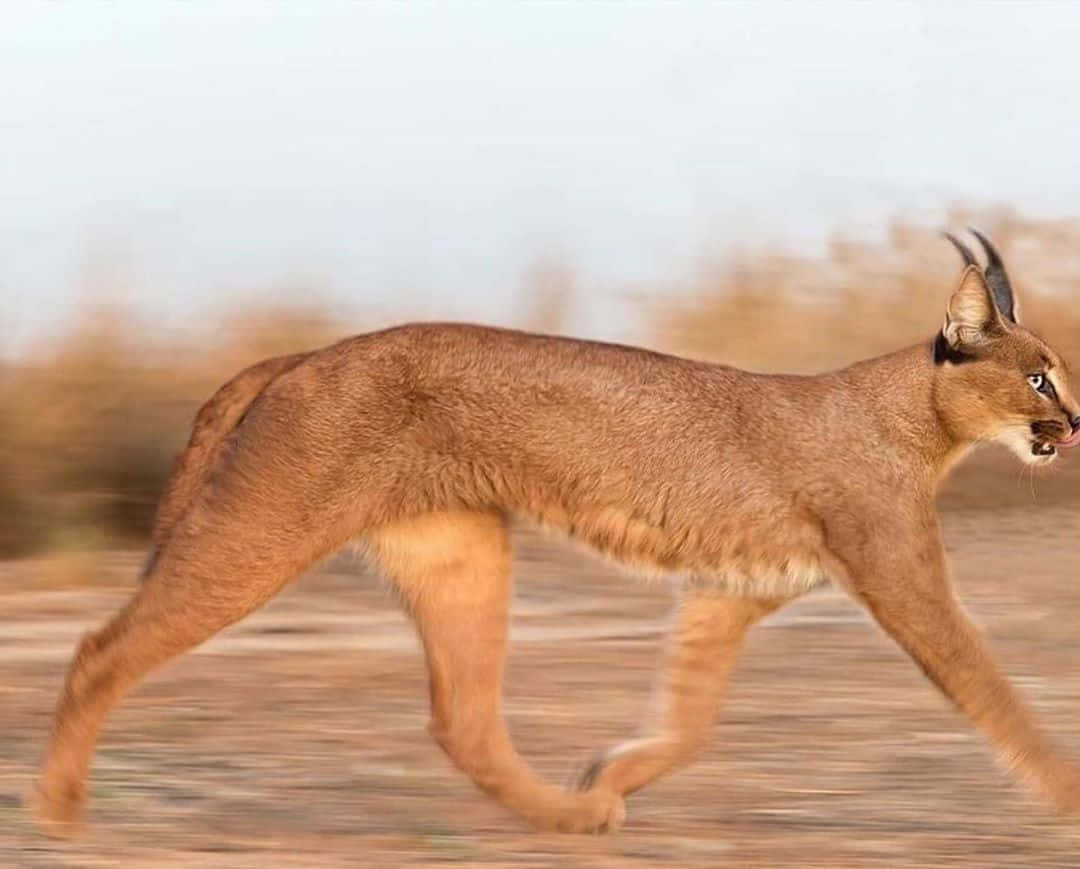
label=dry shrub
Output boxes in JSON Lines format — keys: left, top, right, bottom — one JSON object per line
{"left": 1, "top": 303, "right": 348, "bottom": 558}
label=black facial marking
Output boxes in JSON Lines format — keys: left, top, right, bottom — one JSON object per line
{"left": 932, "top": 331, "right": 974, "bottom": 366}
{"left": 1032, "top": 420, "right": 1057, "bottom": 437}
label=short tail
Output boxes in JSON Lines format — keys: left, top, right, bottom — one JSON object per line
{"left": 139, "top": 351, "right": 310, "bottom": 579}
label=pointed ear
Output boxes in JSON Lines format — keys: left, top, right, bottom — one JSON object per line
{"left": 943, "top": 265, "right": 1002, "bottom": 350}
{"left": 968, "top": 227, "right": 1019, "bottom": 323}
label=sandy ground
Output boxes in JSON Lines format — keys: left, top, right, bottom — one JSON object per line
{"left": 3, "top": 509, "right": 1080, "bottom": 867}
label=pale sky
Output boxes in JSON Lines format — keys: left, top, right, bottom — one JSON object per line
{"left": 5, "top": 2, "right": 1080, "bottom": 352}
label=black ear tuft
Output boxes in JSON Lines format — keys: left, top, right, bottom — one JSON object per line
{"left": 942, "top": 231, "right": 978, "bottom": 268}
{"left": 968, "top": 227, "right": 1017, "bottom": 323}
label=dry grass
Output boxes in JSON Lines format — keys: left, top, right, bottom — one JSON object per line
{"left": 5, "top": 205, "right": 1080, "bottom": 559}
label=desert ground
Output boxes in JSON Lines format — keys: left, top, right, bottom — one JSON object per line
{"left": 2, "top": 507, "right": 1080, "bottom": 868}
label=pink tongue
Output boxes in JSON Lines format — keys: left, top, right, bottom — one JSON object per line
{"left": 1058, "top": 427, "right": 1080, "bottom": 449}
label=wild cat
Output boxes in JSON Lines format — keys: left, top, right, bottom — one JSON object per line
{"left": 35, "top": 230, "right": 1080, "bottom": 833}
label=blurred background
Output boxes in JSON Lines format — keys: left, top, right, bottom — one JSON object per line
{"left": 6, "top": 3, "right": 1080, "bottom": 866}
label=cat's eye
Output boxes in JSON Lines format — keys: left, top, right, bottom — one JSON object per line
{"left": 1028, "top": 373, "right": 1051, "bottom": 395}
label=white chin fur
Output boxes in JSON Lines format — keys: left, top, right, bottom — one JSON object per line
{"left": 993, "top": 426, "right": 1056, "bottom": 466}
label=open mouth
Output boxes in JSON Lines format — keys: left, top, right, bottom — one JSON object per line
{"left": 1031, "top": 425, "right": 1080, "bottom": 457}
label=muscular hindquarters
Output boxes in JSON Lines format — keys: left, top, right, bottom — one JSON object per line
{"left": 143, "top": 352, "right": 310, "bottom": 578}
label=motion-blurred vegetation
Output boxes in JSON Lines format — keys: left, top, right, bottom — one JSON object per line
{"left": 0, "top": 305, "right": 345, "bottom": 558}
{"left": 5, "top": 207, "right": 1080, "bottom": 560}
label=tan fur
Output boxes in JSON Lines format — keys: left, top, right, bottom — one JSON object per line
{"left": 142, "top": 351, "right": 311, "bottom": 576}
{"left": 34, "top": 251, "right": 1080, "bottom": 834}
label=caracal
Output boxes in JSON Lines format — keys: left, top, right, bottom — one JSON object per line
{"left": 36, "top": 230, "right": 1080, "bottom": 833}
